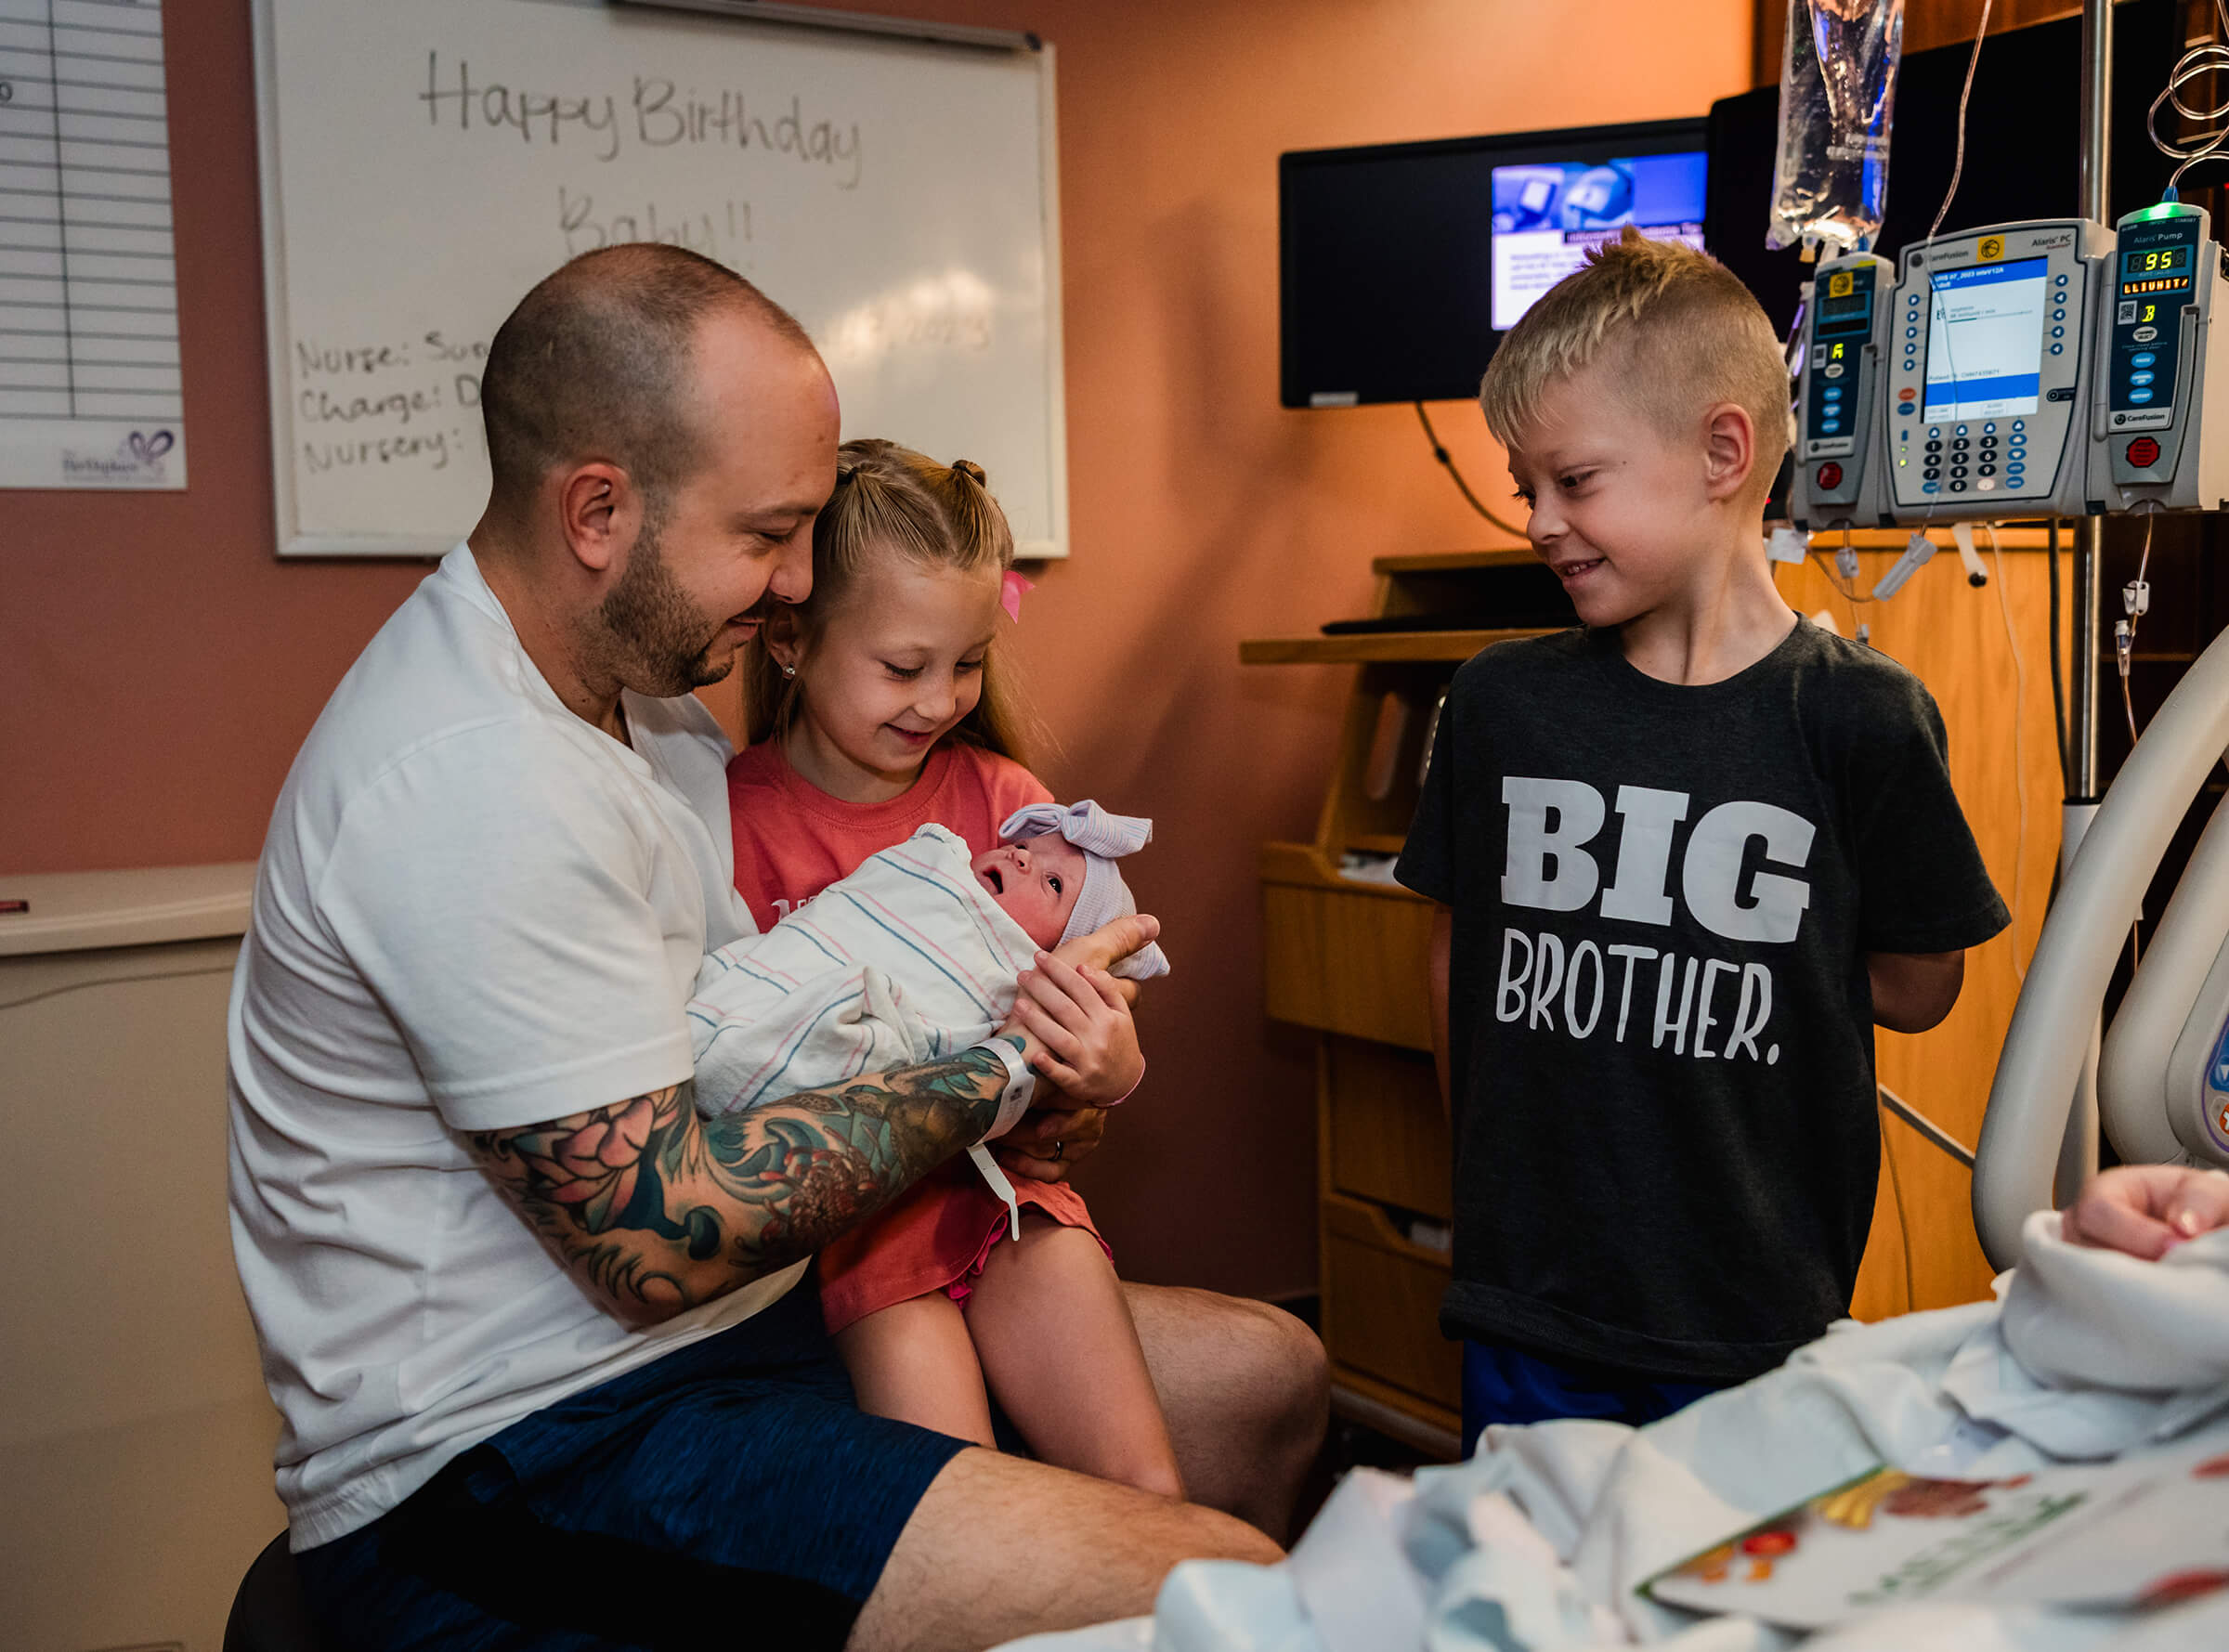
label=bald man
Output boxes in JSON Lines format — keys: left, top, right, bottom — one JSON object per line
{"left": 228, "top": 245, "right": 1318, "bottom": 1652}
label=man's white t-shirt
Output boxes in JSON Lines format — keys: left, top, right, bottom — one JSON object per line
{"left": 227, "top": 544, "right": 802, "bottom": 1551}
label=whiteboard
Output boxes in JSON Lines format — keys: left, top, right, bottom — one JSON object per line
{"left": 252, "top": 0, "right": 1067, "bottom": 557}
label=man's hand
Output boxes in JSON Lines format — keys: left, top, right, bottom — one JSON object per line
{"left": 2062, "top": 1164, "right": 2229, "bottom": 1260}
{"left": 994, "top": 1100, "right": 1108, "bottom": 1184}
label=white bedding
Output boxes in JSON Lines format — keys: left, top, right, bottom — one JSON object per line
{"left": 998, "top": 1216, "right": 2229, "bottom": 1651}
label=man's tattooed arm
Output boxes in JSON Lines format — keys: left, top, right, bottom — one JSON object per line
{"left": 461, "top": 1047, "right": 1012, "bottom": 1324}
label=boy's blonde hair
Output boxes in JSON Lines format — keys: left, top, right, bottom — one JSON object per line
{"left": 1479, "top": 228, "right": 1792, "bottom": 489}
{"left": 741, "top": 437, "right": 1048, "bottom": 766}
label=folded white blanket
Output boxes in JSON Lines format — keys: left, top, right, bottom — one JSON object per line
{"left": 995, "top": 1212, "right": 2229, "bottom": 1652}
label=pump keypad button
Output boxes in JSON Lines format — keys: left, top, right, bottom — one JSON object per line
{"left": 2129, "top": 436, "right": 2162, "bottom": 468}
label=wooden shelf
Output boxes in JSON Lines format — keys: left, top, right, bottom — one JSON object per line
{"left": 1354, "top": 528, "right": 2065, "bottom": 579}
{"left": 1345, "top": 833, "right": 1406, "bottom": 855}
{"left": 1239, "top": 628, "right": 1547, "bottom": 665}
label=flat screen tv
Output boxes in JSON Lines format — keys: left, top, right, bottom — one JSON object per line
{"left": 1279, "top": 117, "right": 1707, "bottom": 408}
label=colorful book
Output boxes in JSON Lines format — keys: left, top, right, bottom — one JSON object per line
{"left": 1640, "top": 1433, "right": 2229, "bottom": 1629}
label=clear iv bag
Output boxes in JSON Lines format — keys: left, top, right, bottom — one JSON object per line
{"left": 1768, "top": 0, "right": 1905, "bottom": 255}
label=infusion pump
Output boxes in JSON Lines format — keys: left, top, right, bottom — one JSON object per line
{"left": 2089, "top": 201, "right": 2229, "bottom": 514}
{"left": 1788, "top": 208, "right": 2229, "bottom": 533}
{"left": 1882, "top": 219, "right": 2114, "bottom": 524}
{"left": 1787, "top": 254, "right": 1894, "bottom": 531}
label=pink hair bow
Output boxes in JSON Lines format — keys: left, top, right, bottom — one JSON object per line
{"left": 1000, "top": 569, "right": 1035, "bottom": 622}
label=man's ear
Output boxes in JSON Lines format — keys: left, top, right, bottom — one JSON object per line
{"left": 1701, "top": 402, "right": 1758, "bottom": 502}
{"left": 555, "top": 462, "right": 639, "bottom": 575}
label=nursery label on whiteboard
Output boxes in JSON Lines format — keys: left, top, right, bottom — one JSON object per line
{"left": 0, "top": 0, "right": 186, "bottom": 489}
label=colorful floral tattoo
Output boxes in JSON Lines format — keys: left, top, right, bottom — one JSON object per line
{"left": 464, "top": 1047, "right": 1010, "bottom": 1318}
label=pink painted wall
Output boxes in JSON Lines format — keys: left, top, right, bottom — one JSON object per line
{"left": 0, "top": 0, "right": 1753, "bottom": 1295}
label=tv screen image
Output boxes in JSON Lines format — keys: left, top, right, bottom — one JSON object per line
{"left": 1489, "top": 152, "right": 1708, "bottom": 329}
{"left": 1279, "top": 118, "right": 1706, "bottom": 408}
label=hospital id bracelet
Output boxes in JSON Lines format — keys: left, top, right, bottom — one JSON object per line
{"left": 967, "top": 1034, "right": 1036, "bottom": 1140}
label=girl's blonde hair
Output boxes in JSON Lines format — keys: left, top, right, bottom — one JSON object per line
{"left": 741, "top": 437, "right": 1048, "bottom": 766}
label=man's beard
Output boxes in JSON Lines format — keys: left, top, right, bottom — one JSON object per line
{"left": 597, "top": 513, "right": 734, "bottom": 698}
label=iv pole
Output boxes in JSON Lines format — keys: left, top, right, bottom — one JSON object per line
{"left": 2056, "top": 0, "right": 2114, "bottom": 1203}
{"left": 1972, "top": 0, "right": 2111, "bottom": 1255}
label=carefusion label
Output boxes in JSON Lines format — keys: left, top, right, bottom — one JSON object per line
{"left": 1923, "top": 256, "right": 2049, "bottom": 423}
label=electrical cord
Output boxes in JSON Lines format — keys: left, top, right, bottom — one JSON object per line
{"left": 1879, "top": 1106, "right": 1919, "bottom": 1311}
{"left": 1907, "top": 0, "right": 1993, "bottom": 539}
{"left": 1988, "top": 526, "right": 2031, "bottom": 982}
{"left": 2148, "top": 0, "right": 2229, "bottom": 199}
{"left": 1813, "top": 531, "right": 1874, "bottom": 605}
{"left": 1414, "top": 402, "right": 1528, "bottom": 539}
{"left": 2116, "top": 502, "right": 2161, "bottom": 746}
{"left": 1923, "top": 0, "right": 1996, "bottom": 248}
{"left": 2048, "top": 517, "right": 2071, "bottom": 794}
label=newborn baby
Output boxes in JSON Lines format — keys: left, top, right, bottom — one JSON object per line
{"left": 686, "top": 801, "right": 1168, "bottom": 1124}
{"left": 967, "top": 800, "right": 1167, "bottom": 961}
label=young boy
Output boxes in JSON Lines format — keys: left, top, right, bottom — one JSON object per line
{"left": 1397, "top": 229, "right": 2009, "bottom": 1451}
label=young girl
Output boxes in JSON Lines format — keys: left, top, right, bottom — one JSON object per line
{"left": 728, "top": 437, "right": 1184, "bottom": 1498}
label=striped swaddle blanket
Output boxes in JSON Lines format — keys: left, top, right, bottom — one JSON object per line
{"left": 686, "top": 824, "right": 1038, "bottom": 1118}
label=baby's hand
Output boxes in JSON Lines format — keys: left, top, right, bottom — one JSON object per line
{"left": 999, "top": 946, "right": 1145, "bottom": 1106}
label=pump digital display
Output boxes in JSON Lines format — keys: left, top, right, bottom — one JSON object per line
{"left": 2123, "top": 245, "right": 2191, "bottom": 278}
{"left": 1923, "top": 255, "right": 2047, "bottom": 422}
{"left": 2122, "top": 243, "right": 2193, "bottom": 295}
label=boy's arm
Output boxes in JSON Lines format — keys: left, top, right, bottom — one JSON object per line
{"left": 1867, "top": 948, "right": 1965, "bottom": 1034}
{"left": 1429, "top": 905, "right": 1453, "bottom": 1117}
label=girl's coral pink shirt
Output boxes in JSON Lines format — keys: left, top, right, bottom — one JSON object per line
{"left": 725, "top": 737, "right": 1053, "bottom": 933}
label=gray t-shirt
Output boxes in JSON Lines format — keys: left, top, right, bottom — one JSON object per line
{"left": 1398, "top": 619, "right": 2008, "bottom": 1383}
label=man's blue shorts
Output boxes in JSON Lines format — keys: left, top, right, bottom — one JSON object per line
{"left": 1460, "top": 1340, "right": 1722, "bottom": 1457}
{"left": 295, "top": 1277, "right": 967, "bottom": 1652}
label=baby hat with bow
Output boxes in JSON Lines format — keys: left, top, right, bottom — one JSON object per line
{"left": 997, "top": 800, "right": 1171, "bottom": 981}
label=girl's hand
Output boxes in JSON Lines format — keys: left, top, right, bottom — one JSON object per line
{"left": 1049, "top": 914, "right": 1161, "bottom": 990}
{"left": 999, "top": 948, "right": 1144, "bottom": 1106}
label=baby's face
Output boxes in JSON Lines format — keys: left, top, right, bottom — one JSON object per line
{"left": 971, "top": 833, "right": 1085, "bottom": 949}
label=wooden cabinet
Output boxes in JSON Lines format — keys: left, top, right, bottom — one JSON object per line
{"left": 1247, "top": 550, "right": 1552, "bottom": 1455}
